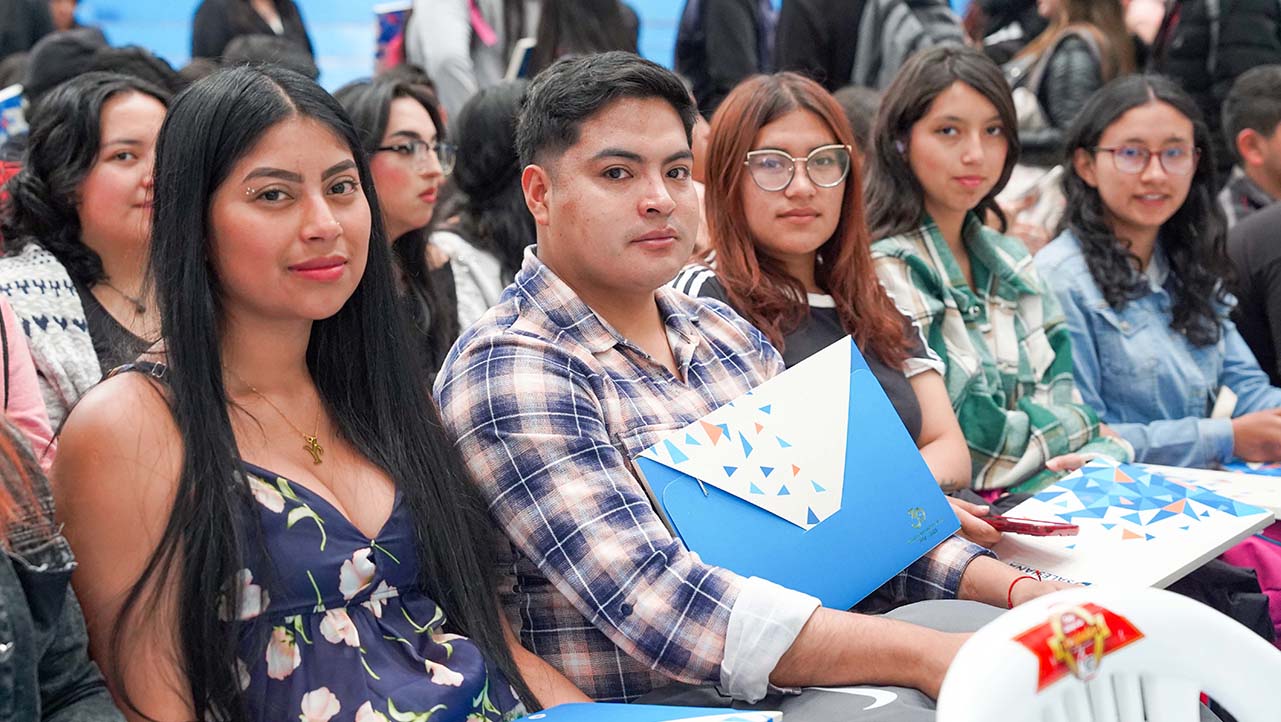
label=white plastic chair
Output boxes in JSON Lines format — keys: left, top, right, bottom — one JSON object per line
{"left": 936, "top": 586, "right": 1281, "bottom": 722}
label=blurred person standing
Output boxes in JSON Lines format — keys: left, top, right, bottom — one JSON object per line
{"left": 407, "top": 0, "right": 539, "bottom": 120}
{"left": 526, "top": 0, "right": 637, "bottom": 76}
{"left": 1004, "top": 0, "right": 1135, "bottom": 168}
{"left": 776, "top": 0, "right": 962, "bottom": 91}
{"left": 963, "top": 0, "right": 1048, "bottom": 64}
{"left": 0, "top": 0, "right": 53, "bottom": 61}
{"left": 1151, "top": 0, "right": 1281, "bottom": 182}
{"left": 675, "top": 0, "right": 775, "bottom": 117}
{"left": 191, "top": 0, "right": 314, "bottom": 62}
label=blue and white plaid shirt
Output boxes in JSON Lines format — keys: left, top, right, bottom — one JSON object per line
{"left": 435, "top": 248, "right": 989, "bottom": 702}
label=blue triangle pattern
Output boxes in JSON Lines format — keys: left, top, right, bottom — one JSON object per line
{"left": 806, "top": 508, "right": 820, "bottom": 525}
{"left": 663, "top": 439, "right": 688, "bottom": 464}
{"left": 777, "top": 485, "right": 790, "bottom": 496}
{"left": 723, "top": 465, "right": 738, "bottom": 477}
{"left": 749, "top": 482, "right": 764, "bottom": 495}
{"left": 760, "top": 404, "right": 772, "bottom": 414}
{"left": 685, "top": 433, "right": 701, "bottom": 446}
{"left": 739, "top": 432, "right": 754, "bottom": 458}
{"left": 777, "top": 437, "right": 792, "bottom": 448}
{"left": 760, "top": 466, "right": 775, "bottom": 477}
{"left": 811, "top": 480, "right": 826, "bottom": 493}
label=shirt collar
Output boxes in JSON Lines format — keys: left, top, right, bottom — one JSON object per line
{"left": 511, "top": 246, "right": 702, "bottom": 354}
{"left": 1144, "top": 244, "right": 1170, "bottom": 290}
{"left": 922, "top": 212, "right": 1039, "bottom": 298}
{"left": 1230, "top": 165, "right": 1276, "bottom": 210}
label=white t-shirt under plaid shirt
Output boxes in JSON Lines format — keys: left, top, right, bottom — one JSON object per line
{"left": 434, "top": 248, "right": 990, "bottom": 703}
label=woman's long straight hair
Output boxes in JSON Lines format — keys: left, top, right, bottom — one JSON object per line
{"left": 335, "top": 77, "right": 461, "bottom": 373}
{"left": 115, "top": 65, "right": 535, "bottom": 721}
{"left": 1059, "top": 74, "right": 1229, "bottom": 347}
{"left": 1014, "top": 0, "right": 1135, "bottom": 79}
{"left": 865, "top": 46, "right": 1021, "bottom": 240}
{"left": 705, "top": 72, "right": 911, "bottom": 367}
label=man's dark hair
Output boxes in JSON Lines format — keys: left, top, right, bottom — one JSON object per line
{"left": 516, "top": 50, "right": 696, "bottom": 167}
{"left": 1222, "top": 65, "right": 1281, "bottom": 161}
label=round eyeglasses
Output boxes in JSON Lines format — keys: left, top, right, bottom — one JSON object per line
{"left": 1092, "top": 144, "right": 1199, "bottom": 176}
{"left": 375, "top": 138, "right": 457, "bottom": 176}
{"left": 744, "top": 144, "right": 852, "bottom": 192}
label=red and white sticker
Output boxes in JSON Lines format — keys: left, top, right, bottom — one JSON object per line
{"left": 1013, "top": 603, "right": 1145, "bottom": 690}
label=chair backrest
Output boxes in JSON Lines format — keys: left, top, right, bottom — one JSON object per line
{"left": 936, "top": 586, "right": 1281, "bottom": 722}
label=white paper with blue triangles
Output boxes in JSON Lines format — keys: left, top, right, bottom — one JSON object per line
{"left": 638, "top": 335, "right": 849, "bottom": 530}
{"left": 994, "top": 458, "right": 1274, "bottom": 587}
{"left": 632, "top": 336, "right": 960, "bottom": 609}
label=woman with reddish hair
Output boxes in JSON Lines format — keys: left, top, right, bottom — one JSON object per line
{"left": 0, "top": 415, "right": 123, "bottom": 720}
{"left": 671, "top": 72, "right": 975, "bottom": 494}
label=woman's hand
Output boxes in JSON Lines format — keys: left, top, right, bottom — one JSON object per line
{"left": 1231, "top": 409, "right": 1281, "bottom": 462}
{"left": 948, "top": 497, "right": 1002, "bottom": 547}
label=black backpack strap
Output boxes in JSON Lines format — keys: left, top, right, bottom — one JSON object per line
{"left": 105, "top": 361, "right": 170, "bottom": 383}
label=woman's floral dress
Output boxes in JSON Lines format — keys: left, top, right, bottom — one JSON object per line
{"left": 234, "top": 462, "right": 525, "bottom": 722}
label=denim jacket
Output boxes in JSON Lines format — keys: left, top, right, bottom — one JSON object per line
{"left": 1036, "top": 230, "right": 1281, "bottom": 467}
{"left": 1, "top": 476, "right": 121, "bottom": 721}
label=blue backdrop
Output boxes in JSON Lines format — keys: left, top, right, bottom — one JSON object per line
{"left": 68, "top": 0, "right": 971, "bottom": 90}
{"left": 70, "top": 0, "right": 684, "bottom": 90}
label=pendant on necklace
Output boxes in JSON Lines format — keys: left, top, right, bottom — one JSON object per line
{"left": 303, "top": 434, "right": 325, "bottom": 464}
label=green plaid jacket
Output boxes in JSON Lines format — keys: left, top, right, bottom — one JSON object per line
{"left": 872, "top": 215, "right": 1131, "bottom": 492}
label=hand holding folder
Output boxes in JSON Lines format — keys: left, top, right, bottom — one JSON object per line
{"left": 632, "top": 337, "right": 960, "bottom": 609}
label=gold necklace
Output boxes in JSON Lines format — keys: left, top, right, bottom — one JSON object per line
{"left": 234, "top": 376, "right": 325, "bottom": 465}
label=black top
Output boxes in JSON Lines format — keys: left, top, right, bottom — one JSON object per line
{"left": 74, "top": 279, "right": 150, "bottom": 372}
{"left": 191, "top": 0, "right": 314, "bottom": 60}
{"left": 0, "top": 0, "right": 53, "bottom": 61}
{"left": 675, "top": 0, "right": 768, "bottom": 117}
{"left": 774, "top": 0, "right": 867, "bottom": 91}
{"left": 1228, "top": 201, "right": 1281, "bottom": 385}
{"left": 677, "top": 268, "right": 932, "bottom": 442}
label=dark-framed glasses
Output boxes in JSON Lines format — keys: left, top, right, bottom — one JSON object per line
{"left": 744, "top": 143, "right": 852, "bottom": 192}
{"left": 375, "top": 138, "right": 457, "bottom": 176}
{"left": 1093, "top": 144, "right": 1199, "bottom": 176}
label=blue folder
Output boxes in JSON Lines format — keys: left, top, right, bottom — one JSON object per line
{"left": 633, "top": 337, "right": 959, "bottom": 610}
{"left": 521, "top": 703, "right": 778, "bottom": 721}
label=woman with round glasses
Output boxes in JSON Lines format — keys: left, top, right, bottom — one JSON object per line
{"left": 337, "top": 77, "right": 461, "bottom": 377}
{"left": 1035, "top": 75, "right": 1281, "bottom": 468}
{"left": 671, "top": 72, "right": 983, "bottom": 500}
{"left": 866, "top": 46, "right": 1131, "bottom": 494}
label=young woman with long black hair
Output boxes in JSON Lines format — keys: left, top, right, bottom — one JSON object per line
{"left": 1036, "top": 75, "right": 1281, "bottom": 469}
{"left": 866, "top": 45, "right": 1130, "bottom": 493}
{"left": 53, "top": 66, "right": 585, "bottom": 722}
{"left": 336, "top": 77, "right": 461, "bottom": 376}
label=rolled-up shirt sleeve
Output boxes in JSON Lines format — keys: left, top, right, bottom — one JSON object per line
{"left": 436, "top": 333, "right": 820, "bottom": 698}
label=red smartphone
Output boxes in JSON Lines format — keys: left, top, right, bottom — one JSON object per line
{"left": 983, "top": 515, "right": 1079, "bottom": 536}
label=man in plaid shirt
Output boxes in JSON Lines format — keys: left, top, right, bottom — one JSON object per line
{"left": 435, "top": 52, "right": 1068, "bottom": 711}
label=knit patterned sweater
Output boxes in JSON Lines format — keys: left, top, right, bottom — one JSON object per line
{"left": 0, "top": 244, "right": 101, "bottom": 428}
